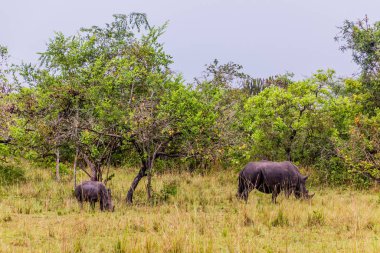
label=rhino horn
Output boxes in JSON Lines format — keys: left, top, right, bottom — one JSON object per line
{"left": 303, "top": 175, "right": 309, "bottom": 180}
{"left": 308, "top": 193, "right": 315, "bottom": 199}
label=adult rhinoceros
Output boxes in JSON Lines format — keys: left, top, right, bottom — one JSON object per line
{"left": 237, "top": 161, "right": 314, "bottom": 203}
{"left": 74, "top": 181, "right": 115, "bottom": 211}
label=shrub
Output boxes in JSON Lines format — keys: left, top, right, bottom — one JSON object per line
{"left": 151, "top": 180, "right": 179, "bottom": 204}
{"left": 160, "top": 180, "right": 178, "bottom": 201}
{"left": 0, "top": 164, "right": 25, "bottom": 185}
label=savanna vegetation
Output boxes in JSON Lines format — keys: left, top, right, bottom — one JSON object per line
{"left": 1, "top": 167, "right": 380, "bottom": 252}
{"left": 1, "top": 13, "right": 380, "bottom": 252}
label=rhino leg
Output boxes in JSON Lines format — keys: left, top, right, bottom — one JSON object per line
{"left": 237, "top": 174, "right": 252, "bottom": 202}
{"left": 284, "top": 188, "right": 292, "bottom": 198}
{"left": 241, "top": 189, "right": 249, "bottom": 203}
{"left": 236, "top": 184, "right": 250, "bottom": 203}
{"left": 76, "top": 194, "right": 84, "bottom": 209}
{"left": 99, "top": 198, "right": 105, "bottom": 211}
{"left": 272, "top": 186, "right": 280, "bottom": 204}
{"left": 90, "top": 201, "right": 96, "bottom": 210}
{"left": 271, "top": 193, "right": 277, "bottom": 203}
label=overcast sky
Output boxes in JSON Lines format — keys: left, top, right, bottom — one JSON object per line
{"left": 1, "top": 0, "right": 380, "bottom": 81}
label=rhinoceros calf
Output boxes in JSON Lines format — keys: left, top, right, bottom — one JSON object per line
{"left": 74, "top": 181, "right": 114, "bottom": 211}
{"left": 237, "top": 161, "right": 314, "bottom": 203}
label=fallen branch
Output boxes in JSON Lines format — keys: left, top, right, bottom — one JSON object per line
{"left": 362, "top": 172, "right": 380, "bottom": 183}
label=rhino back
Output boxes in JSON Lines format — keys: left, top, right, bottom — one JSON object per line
{"left": 250, "top": 161, "right": 301, "bottom": 186}
{"left": 75, "top": 181, "right": 104, "bottom": 200}
{"left": 240, "top": 162, "right": 262, "bottom": 181}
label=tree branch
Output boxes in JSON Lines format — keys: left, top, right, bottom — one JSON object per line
{"left": 156, "top": 152, "right": 190, "bottom": 158}
{"left": 78, "top": 127, "right": 123, "bottom": 138}
{"left": 80, "top": 167, "right": 92, "bottom": 178}
{"left": 362, "top": 172, "right": 380, "bottom": 183}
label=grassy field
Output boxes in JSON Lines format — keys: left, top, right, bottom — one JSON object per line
{"left": 1, "top": 166, "right": 380, "bottom": 253}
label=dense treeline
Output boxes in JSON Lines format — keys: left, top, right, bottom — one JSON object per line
{"left": 1, "top": 14, "right": 380, "bottom": 202}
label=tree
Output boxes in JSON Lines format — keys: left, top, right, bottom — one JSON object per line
{"left": 336, "top": 16, "right": 380, "bottom": 111}
{"left": 0, "top": 45, "right": 16, "bottom": 161}
{"left": 125, "top": 58, "right": 252, "bottom": 203}
{"left": 16, "top": 14, "right": 153, "bottom": 181}
{"left": 191, "top": 60, "right": 252, "bottom": 169}
{"left": 242, "top": 73, "right": 294, "bottom": 96}
{"left": 124, "top": 79, "right": 195, "bottom": 203}
{"left": 12, "top": 86, "right": 71, "bottom": 181}
{"left": 334, "top": 16, "right": 380, "bottom": 184}
{"left": 195, "top": 59, "right": 248, "bottom": 89}
{"left": 242, "top": 70, "right": 337, "bottom": 163}
{"left": 334, "top": 111, "right": 380, "bottom": 182}
{"left": 16, "top": 14, "right": 220, "bottom": 202}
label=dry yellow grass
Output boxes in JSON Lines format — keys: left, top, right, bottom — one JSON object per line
{"left": 1, "top": 167, "right": 380, "bottom": 252}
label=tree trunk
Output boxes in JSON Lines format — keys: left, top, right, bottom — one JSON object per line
{"left": 286, "top": 147, "right": 292, "bottom": 162}
{"left": 55, "top": 149, "right": 60, "bottom": 182}
{"left": 286, "top": 129, "right": 297, "bottom": 162}
{"left": 127, "top": 141, "right": 161, "bottom": 204}
{"left": 73, "top": 148, "right": 78, "bottom": 189}
{"left": 146, "top": 170, "right": 152, "bottom": 202}
{"left": 73, "top": 108, "right": 79, "bottom": 188}
{"left": 82, "top": 153, "right": 100, "bottom": 181}
{"left": 126, "top": 163, "right": 147, "bottom": 204}
{"left": 96, "top": 164, "right": 102, "bottom": 182}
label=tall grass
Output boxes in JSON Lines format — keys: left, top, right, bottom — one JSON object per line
{"left": 0, "top": 167, "right": 380, "bottom": 252}
{"left": 0, "top": 164, "right": 25, "bottom": 185}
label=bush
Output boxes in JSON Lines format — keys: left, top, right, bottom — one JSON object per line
{"left": 0, "top": 164, "right": 26, "bottom": 185}
{"left": 315, "top": 157, "right": 351, "bottom": 186}
{"left": 316, "top": 156, "right": 375, "bottom": 189}
{"left": 152, "top": 180, "right": 179, "bottom": 204}
{"left": 160, "top": 180, "right": 178, "bottom": 201}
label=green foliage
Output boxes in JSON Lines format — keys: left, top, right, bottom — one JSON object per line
{"left": 150, "top": 180, "right": 179, "bottom": 204}
{"left": 241, "top": 70, "right": 336, "bottom": 163}
{"left": 14, "top": 13, "right": 169, "bottom": 181}
{"left": 315, "top": 157, "right": 349, "bottom": 186}
{"left": 4, "top": 14, "right": 380, "bottom": 190}
{"left": 334, "top": 111, "right": 380, "bottom": 187}
{"left": 0, "top": 45, "right": 16, "bottom": 158}
{"left": 0, "top": 44, "right": 12, "bottom": 94}
{"left": 331, "top": 17, "right": 380, "bottom": 184}
{"left": 159, "top": 180, "right": 178, "bottom": 201}
{"left": 336, "top": 16, "right": 380, "bottom": 111}
{"left": 0, "top": 164, "right": 25, "bottom": 185}
{"left": 336, "top": 16, "right": 380, "bottom": 77}
{"left": 49, "top": 162, "right": 71, "bottom": 176}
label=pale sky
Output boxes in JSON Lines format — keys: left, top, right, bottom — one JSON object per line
{"left": 1, "top": 0, "right": 380, "bottom": 81}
